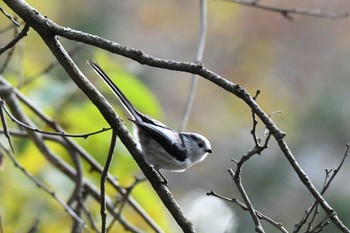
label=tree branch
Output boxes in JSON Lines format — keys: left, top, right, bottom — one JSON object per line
{"left": 229, "top": 168, "right": 265, "bottom": 233}
{"left": 207, "top": 191, "right": 288, "bottom": 233}
{"left": 222, "top": 0, "right": 349, "bottom": 20}
{"left": 0, "top": 143, "right": 85, "bottom": 227}
{"left": 0, "top": 23, "right": 29, "bottom": 55}
{"left": 0, "top": 6, "right": 20, "bottom": 27}
{"left": 100, "top": 130, "right": 117, "bottom": 233}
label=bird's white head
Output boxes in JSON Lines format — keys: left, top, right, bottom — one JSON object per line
{"left": 182, "top": 133, "right": 212, "bottom": 164}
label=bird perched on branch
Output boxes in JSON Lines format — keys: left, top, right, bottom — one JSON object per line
{"left": 88, "top": 60, "right": 212, "bottom": 183}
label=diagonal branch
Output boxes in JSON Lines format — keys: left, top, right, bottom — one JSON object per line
{"left": 294, "top": 143, "right": 350, "bottom": 232}
{"left": 0, "top": 143, "right": 85, "bottom": 226}
{"left": 229, "top": 168, "right": 265, "bottom": 233}
{"left": 0, "top": 6, "right": 20, "bottom": 27}
{"left": 207, "top": 191, "right": 288, "bottom": 233}
{"left": 0, "top": 23, "right": 29, "bottom": 55}
{"left": 0, "top": 99, "right": 15, "bottom": 153}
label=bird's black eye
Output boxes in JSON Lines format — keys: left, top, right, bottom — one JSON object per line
{"left": 198, "top": 142, "right": 204, "bottom": 148}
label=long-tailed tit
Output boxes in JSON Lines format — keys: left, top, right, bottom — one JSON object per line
{"left": 87, "top": 61, "right": 212, "bottom": 182}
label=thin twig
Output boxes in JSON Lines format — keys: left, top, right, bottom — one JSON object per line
{"left": 101, "top": 130, "right": 117, "bottom": 233}
{"left": 66, "top": 143, "right": 84, "bottom": 214}
{"left": 0, "top": 23, "right": 29, "bottom": 55}
{"left": 107, "top": 177, "right": 146, "bottom": 232}
{"left": 207, "top": 191, "right": 288, "bottom": 233}
{"left": 221, "top": 0, "right": 349, "bottom": 20}
{"left": 321, "top": 144, "right": 349, "bottom": 193}
{"left": 229, "top": 103, "right": 272, "bottom": 233}
{"left": 0, "top": 6, "right": 20, "bottom": 27}
{"left": 311, "top": 215, "right": 330, "bottom": 233}
{"left": 249, "top": 90, "right": 273, "bottom": 154}
{"left": 229, "top": 168, "right": 265, "bottom": 233}
{"left": 0, "top": 143, "right": 85, "bottom": 226}
{"left": 0, "top": 22, "right": 19, "bottom": 74}
{"left": 0, "top": 99, "right": 15, "bottom": 153}
{"left": 251, "top": 90, "right": 261, "bottom": 146}
{"left": 0, "top": 100, "right": 111, "bottom": 138}
{"left": 307, "top": 201, "right": 320, "bottom": 231}
{"left": 0, "top": 84, "right": 90, "bottom": 229}
{"left": 79, "top": 195, "right": 101, "bottom": 233}
{"left": 294, "top": 143, "right": 350, "bottom": 232}
{"left": 179, "top": 0, "right": 207, "bottom": 131}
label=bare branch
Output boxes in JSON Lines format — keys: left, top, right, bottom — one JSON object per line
{"left": 100, "top": 130, "right": 117, "bottom": 233}
{"left": 107, "top": 176, "right": 146, "bottom": 232}
{"left": 79, "top": 195, "right": 101, "bottom": 233}
{"left": 312, "top": 215, "right": 330, "bottom": 233}
{"left": 0, "top": 23, "right": 20, "bottom": 73}
{"left": 0, "top": 99, "right": 111, "bottom": 138}
{"left": 321, "top": 144, "right": 349, "bottom": 193}
{"left": 251, "top": 90, "right": 262, "bottom": 146}
{"left": 0, "top": 99, "right": 15, "bottom": 153}
{"left": 222, "top": 0, "right": 349, "bottom": 20}
{"left": 294, "top": 143, "right": 350, "bottom": 232}
{"left": 66, "top": 144, "right": 84, "bottom": 212}
{"left": 207, "top": 191, "right": 288, "bottom": 233}
{"left": 0, "top": 143, "right": 85, "bottom": 227}
{"left": 229, "top": 168, "right": 265, "bottom": 233}
{"left": 0, "top": 23, "right": 29, "bottom": 55}
{"left": 0, "top": 6, "right": 20, "bottom": 27}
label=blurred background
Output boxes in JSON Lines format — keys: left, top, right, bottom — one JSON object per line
{"left": 1, "top": 0, "right": 350, "bottom": 232}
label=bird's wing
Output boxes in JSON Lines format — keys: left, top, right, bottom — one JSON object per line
{"left": 130, "top": 119, "right": 187, "bottom": 162}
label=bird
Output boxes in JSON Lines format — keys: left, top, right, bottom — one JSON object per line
{"left": 87, "top": 60, "right": 212, "bottom": 183}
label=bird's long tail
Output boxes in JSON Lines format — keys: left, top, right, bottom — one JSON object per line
{"left": 87, "top": 60, "right": 142, "bottom": 122}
